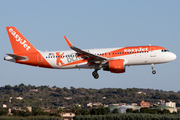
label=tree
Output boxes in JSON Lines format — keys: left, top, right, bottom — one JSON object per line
{"left": 140, "top": 107, "right": 150, "bottom": 113}
{"left": 0, "top": 107, "right": 8, "bottom": 116}
{"left": 58, "top": 108, "right": 65, "bottom": 115}
{"left": 126, "top": 108, "right": 133, "bottom": 113}
{"left": 13, "top": 110, "right": 31, "bottom": 117}
{"left": 81, "top": 109, "right": 90, "bottom": 115}
{"left": 90, "top": 108, "right": 97, "bottom": 115}
{"left": 112, "top": 108, "right": 119, "bottom": 114}
{"left": 72, "top": 105, "right": 82, "bottom": 115}
{"left": 162, "top": 109, "right": 170, "bottom": 114}
{"left": 32, "top": 107, "right": 44, "bottom": 116}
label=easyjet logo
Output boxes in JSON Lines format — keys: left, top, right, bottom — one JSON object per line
{"left": 124, "top": 47, "right": 148, "bottom": 52}
{"left": 9, "top": 28, "right": 31, "bottom": 51}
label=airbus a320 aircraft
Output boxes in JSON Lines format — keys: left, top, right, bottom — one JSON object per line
{"left": 4, "top": 27, "right": 177, "bottom": 79}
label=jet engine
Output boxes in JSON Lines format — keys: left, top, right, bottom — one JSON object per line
{"left": 103, "top": 59, "right": 125, "bottom": 73}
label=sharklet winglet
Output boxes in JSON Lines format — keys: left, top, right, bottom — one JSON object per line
{"left": 64, "top": 36, "right": 73, "bottom": 47}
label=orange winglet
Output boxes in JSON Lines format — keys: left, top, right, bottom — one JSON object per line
{"left": 64, "top": 36, "right": 73, "bottom": 47}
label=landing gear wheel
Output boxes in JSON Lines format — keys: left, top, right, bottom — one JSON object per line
{"left": 152, "top": 70, "right": 156, "bottom": 74}
{"left": 151, "top": 64, "right": 156, "bottom": 74}
{"left": 92, "top": 71, "right": 99, "bottom": 79}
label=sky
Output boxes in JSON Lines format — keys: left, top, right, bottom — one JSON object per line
{"left": 0, "top": 1, "right": 179, "bottom": 92}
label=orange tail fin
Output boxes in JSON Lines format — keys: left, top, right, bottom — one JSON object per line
{"left": 6, "top": 27, "right": 38, "bottom": 54}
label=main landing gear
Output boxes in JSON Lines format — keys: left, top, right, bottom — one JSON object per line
{"left": 92, "top": 65, "right": 101, "bottom": 79}
{"left": 151, "top": 64, "right": 156, "bottom": 74}
{"left": 92, "top": 70, "right": 99, "bottom": 79}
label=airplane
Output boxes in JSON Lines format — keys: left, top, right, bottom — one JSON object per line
{"left": 4, "top": 26, "right": 177, "bottom": 79}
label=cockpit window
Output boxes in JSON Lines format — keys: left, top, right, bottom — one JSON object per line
{"left": 161, "top": 49, "right": 169, "bottom": 52}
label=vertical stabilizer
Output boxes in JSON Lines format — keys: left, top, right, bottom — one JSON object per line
{"left": 6, "top": 27, "right": 38, "bottom": 54}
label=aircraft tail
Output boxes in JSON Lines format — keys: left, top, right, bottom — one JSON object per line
{"left": 6, "top": 27, "right": 38, "bottom": 55}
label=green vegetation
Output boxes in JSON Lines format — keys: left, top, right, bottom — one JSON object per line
{"left": 112, "top": 108, "right": 119, "bottom": 114}
{"left": 126, "top": 107, "right": 171, "bottom": 114}
{"left": 0, "top": 116, "right": 61, "bottom": 120}
{"left": 74, "top": 113, "right": 180, "bottom": 120}
{"left": 1, "top": 84, "right": 180, "bottom": 119}
{"left": 0, "top": 84, "right": 180, "bottom": 108}
{"left": 71, "top": 106, "right": 110, "bottom": 115}
{"left": 0, "top": 107, "right": 8, "bottom": 116}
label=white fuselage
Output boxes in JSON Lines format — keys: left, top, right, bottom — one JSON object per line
{"left": 41, "top": 48, "right": 176, "bottom": 69}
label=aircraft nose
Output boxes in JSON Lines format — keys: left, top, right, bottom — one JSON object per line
{"left": 169, "top": 53, "right": 177, "bottom": 61}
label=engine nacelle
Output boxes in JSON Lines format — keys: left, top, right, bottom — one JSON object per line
{"left": 103, "top": 59, "right": 125, "bottom": 73}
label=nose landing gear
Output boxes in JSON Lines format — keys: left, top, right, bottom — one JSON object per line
{"left": 152, "top": 70, "right": 156, "bottom": 74}
{"left": 151, "top": 64, "right": 156, "bottom": 74}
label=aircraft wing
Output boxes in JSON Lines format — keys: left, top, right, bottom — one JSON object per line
{"left": 64, "top": 36, "right": 107, "bottom": 64}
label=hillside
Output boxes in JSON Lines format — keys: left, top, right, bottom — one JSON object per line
{"left": 0, "top": 84, "right": 180, "bottom": 108}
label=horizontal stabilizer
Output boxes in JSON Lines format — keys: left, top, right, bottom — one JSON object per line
{"left": 6, "top": 54, "right": 27, "bottom": 60}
